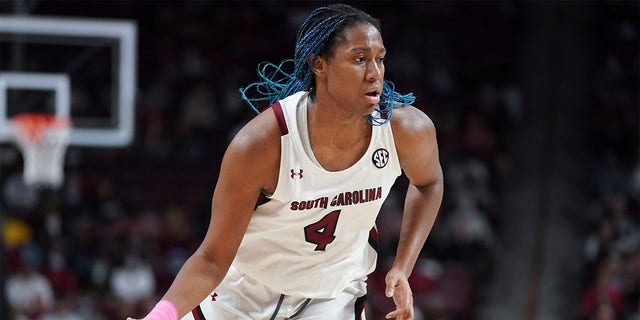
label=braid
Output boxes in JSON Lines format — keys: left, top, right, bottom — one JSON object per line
{"left": 239, "top": 4, "right": 414, "bottom": 125}
{"left": 367, "top": 80, "right": 415, "bottom": 125}
{"left": 238, "top": 59, "right": 297, "bottom": 113}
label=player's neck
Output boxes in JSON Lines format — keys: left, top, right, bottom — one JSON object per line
{"left": 306, "top": 98, "right": 371, "bottom": 151}
{"left": 308, "top": 95, "right": 370, "bottom": 129}
{"left": 307, "top": 106, "right": 368, "bottom": 138}
{"left": 305, "top": 98, "right": 372, "bottom": 171}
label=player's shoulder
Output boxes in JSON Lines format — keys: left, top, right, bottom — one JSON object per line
{"left": 390, "top": 106, "right": 440, "bottom": 172}
{"left": 390, "top": 105, "right": 436, "bottom": 138}
{"left": 227, "top": 107, "right": 282, "bottom": 158}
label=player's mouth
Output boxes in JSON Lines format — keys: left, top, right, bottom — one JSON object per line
{"left": 365, "top": 90, "right": 381, "bottom": 105}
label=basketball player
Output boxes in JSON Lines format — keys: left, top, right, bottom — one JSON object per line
{"left": 129, "top": 4, "right": 442, "bottom": 320}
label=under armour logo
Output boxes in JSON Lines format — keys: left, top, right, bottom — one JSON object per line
{"left": 372, "top": 148, "right": 389, "bottom": 168}
{"left": 211, "top": 293, "right": 218, "bottom": 301}
{"left": 291, "top": 169, "right": 304, "bottom": 179}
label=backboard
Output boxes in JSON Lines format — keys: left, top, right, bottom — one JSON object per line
{"left": 0, "top": 15, "right": 137, "bottom": 147}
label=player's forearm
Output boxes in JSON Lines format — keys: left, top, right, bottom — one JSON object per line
{"left": 392, "top": 180, "right": 443, "bottom": 276}
{"left": 159, "top": 251, "right": 227, "bottom": 318}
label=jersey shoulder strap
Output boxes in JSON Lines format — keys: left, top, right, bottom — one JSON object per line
{"left": 270, "top": 102, "right": 288, "bottom": 136}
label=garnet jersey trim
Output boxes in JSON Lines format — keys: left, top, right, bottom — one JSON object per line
{"left": 271, "top": 102, "right": 288, "bottom": 136}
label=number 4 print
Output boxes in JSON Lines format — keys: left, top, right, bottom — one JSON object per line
{"left": 304, "top": 210, "right": 341, "bottom": 251}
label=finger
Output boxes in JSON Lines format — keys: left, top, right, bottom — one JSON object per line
{"left": 386, "top": 310, "right": 399, "bottom": 319}
{"left": 385, "top": 308, "right": 409, "bottom": 319}
{"left": 385, "top": 276, "right": 397, "bottom": 298}
{"left": 386, "top": 285, "right": 395, "bottom": 298}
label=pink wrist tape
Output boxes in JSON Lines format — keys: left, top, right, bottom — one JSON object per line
{"left": 143, "top": 300, "right": 178, "bottom": 320}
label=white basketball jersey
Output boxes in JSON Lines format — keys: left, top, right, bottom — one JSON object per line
{"left": 232, "top": 91, "right": 401, "bottom": 299}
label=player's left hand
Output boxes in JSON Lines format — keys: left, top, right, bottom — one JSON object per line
{"left": 384, "top": 268, "right": 414, "bottom": 320}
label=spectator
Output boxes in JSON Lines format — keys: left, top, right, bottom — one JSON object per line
{"left": 5, "top": 243, "right": 55, "bottom": 319}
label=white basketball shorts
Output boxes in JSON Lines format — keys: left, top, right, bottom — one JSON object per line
{"left": 180, "top": 265, "right": 368, "bottom": 320}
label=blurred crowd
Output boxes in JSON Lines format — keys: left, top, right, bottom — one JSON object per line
{"left": 579, "top": 3, "right": 639, "bottom": 320}
{"left": 0, "top": 2, "right": 636, "bottom": 320}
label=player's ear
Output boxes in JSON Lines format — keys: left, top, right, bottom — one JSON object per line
{"left": 309, "top": 54, "right": 326, "bottom": 76}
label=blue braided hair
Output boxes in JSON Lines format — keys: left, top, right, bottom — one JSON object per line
{"left": 239, "top": 3, "right": 415, "bottom": 125}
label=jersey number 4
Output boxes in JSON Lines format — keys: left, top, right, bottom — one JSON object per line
{"left": 304, "top": 210, "right": 341, "bottom": 251}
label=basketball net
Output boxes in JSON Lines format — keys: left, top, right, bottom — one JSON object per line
{"left": 11, "top": 113, "right": 71, "bottom": 189}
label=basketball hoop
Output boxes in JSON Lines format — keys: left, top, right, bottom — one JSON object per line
{"left": 11, "top": 113, "right": 71, "bottom": 189}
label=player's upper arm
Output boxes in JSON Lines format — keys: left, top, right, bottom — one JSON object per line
{"left": 198, "top": 108, "right": 281, "bottom": 267}
{"left": 391, "top": 106, "right": 442, "bottom": 188}
{"left": 217, "top": 110, "right": 281, "bottom": 197}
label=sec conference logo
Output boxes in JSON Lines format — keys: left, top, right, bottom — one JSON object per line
{"left": 372, "top": 148, "right": 389, "bottom": 168}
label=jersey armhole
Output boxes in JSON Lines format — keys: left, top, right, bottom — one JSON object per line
{"left": 271, "top": 102, "right": 289, "bottom": 136}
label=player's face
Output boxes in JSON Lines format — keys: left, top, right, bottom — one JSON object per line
{"left": 323, "top": 22, "right": 385, "bottom": 115}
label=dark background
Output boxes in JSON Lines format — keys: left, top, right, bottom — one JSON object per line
{"left": 0, "top": 1, "right": 638, "bottom": 320}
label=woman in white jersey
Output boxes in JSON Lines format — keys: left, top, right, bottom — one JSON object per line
{"left": 129, "top": 4, "right": 443, "bottom": 320}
